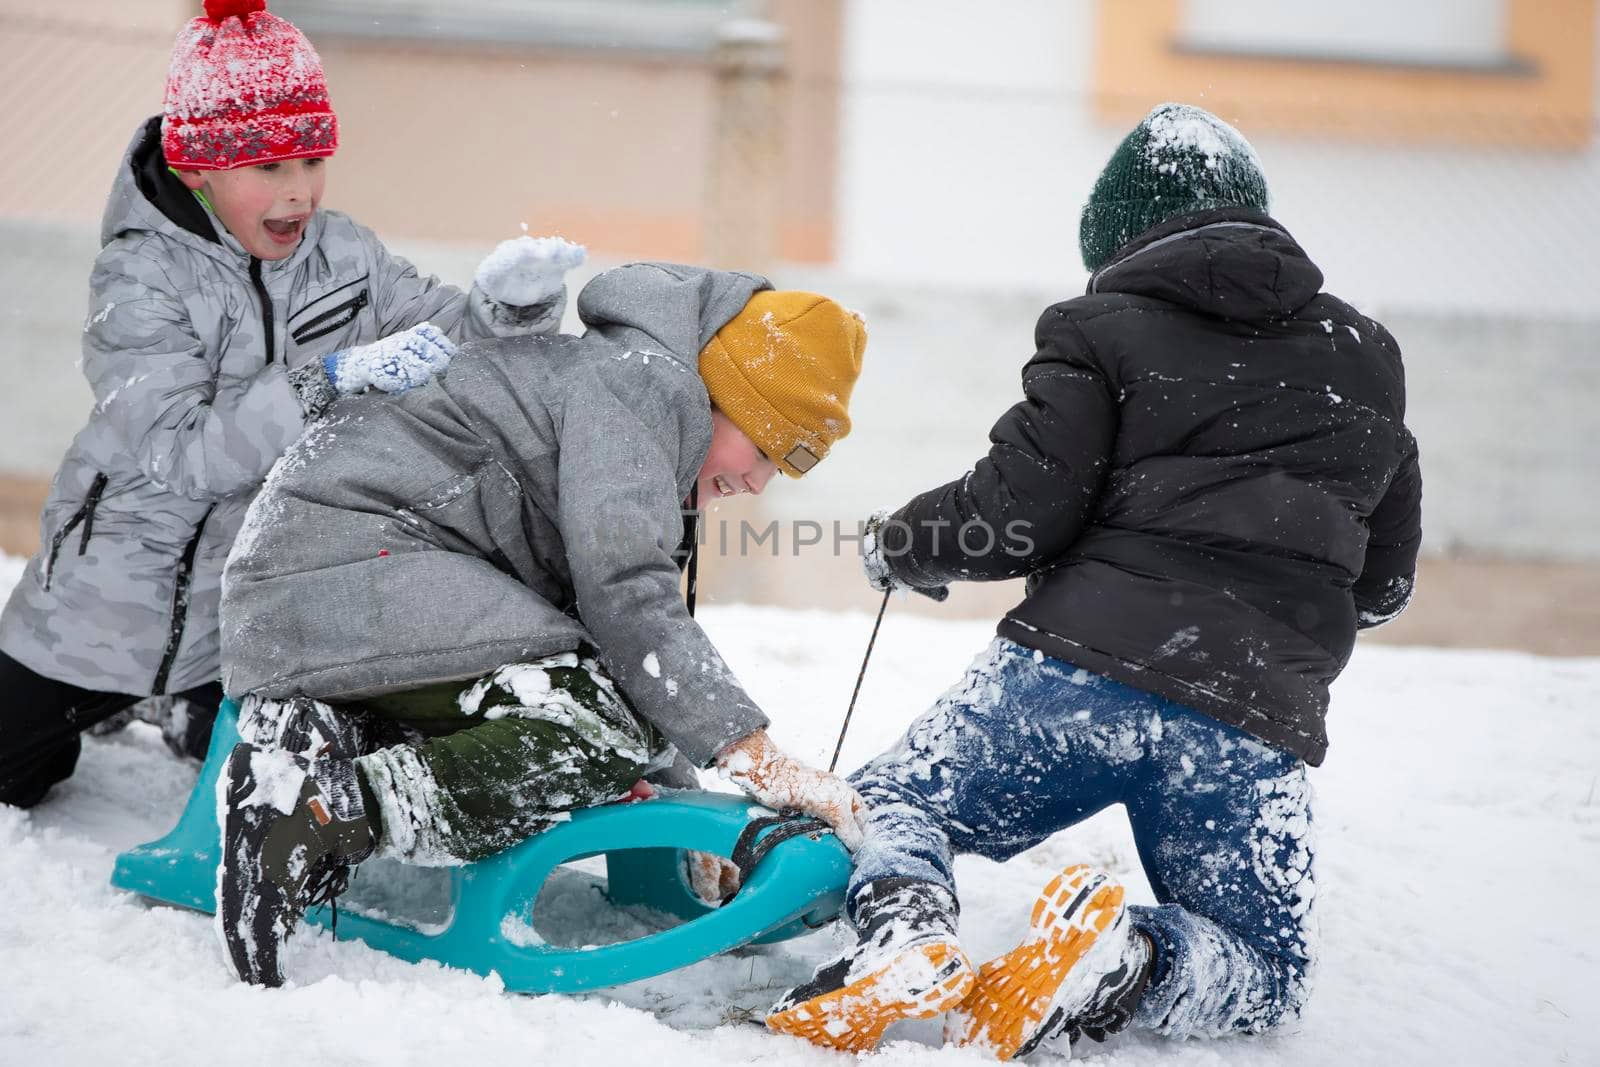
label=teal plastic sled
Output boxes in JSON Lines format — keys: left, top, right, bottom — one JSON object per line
{"left": 112, "top": 699, "right": 850, "bottom": 993}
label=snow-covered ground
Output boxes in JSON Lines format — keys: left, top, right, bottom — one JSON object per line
{"left": 2, "top": 551, "right": 1596, "bottom": 1065}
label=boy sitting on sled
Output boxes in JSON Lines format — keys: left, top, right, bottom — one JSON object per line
{"left": 768, "top": 104, "right": 1421, "bottom": 1058}
{"left": 215, "top": 263, "right": 868, "bottom": 987}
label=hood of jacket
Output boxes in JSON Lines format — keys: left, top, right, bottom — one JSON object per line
{"left": 575, "top": 261, "right": 771, "bottom": 372}
{"left": 101, "top": 115, "right": 325, "bottom": 277}
{"left": 1087, "top": 207, "right": 1324, "bottom": 322}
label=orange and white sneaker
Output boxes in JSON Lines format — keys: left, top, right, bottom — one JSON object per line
{"left": 767, "top": 878, "right": 977, "bottom": 1054}
{"left": 946, "top": 865, "right": 1152, "bottom": 1060}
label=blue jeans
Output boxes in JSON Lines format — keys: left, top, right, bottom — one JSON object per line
{"left": 849, "top": 639, "right": 1316, "bottom": 1039}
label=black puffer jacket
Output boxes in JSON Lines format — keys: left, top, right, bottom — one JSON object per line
{"left": 882, "top": 208, "right": 1421, "bottom": 765}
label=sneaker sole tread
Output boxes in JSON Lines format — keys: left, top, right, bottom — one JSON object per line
{"left": 767, "top": 941, "right": 976, "bottom": 1054}
{"left": 947, "top": 865, "right": 1125, "bottom": 1060}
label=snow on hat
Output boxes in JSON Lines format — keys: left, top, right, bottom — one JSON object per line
{"left": 162, "top": 0, "right": 338, "bottom": 171}
{"left": 699, "top": 292, "right": 867, "bottom": 479}
{"left": 1079, "top": 102, "right": 1268, "bottom": 272}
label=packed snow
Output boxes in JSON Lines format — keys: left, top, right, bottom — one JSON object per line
{"left": 1142, "top": 104, "right": 1264, "bottom": 179}
{"left": 473, "top": 235, "right": 587, "bottom": 308}
{"left": 1, "top": 554, "right": 1596, "bottom": 1064}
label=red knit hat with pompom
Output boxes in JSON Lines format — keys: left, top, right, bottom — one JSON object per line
{"left": 162, "top": 0, "right": 338, "bottom": 170}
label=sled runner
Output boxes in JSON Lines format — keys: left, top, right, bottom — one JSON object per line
{"left": 111, "top": 700, "right": 851, "bottom": 993}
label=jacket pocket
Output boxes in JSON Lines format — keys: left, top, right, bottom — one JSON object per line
{"left": 292, "top": 288, "right": 370, "bottom": 345}
{"left": 152, "top": 505, "right": 214, "bottom": 696}
{"left": 404, "top": 462, "right": 537, "bottom": 575}
{"left": 43, "top": 472, "right": 109, "bottom": 591}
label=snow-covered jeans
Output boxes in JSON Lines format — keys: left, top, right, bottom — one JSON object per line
{"left": 849, "top": 638, "right": 1316, "bottom": 1040}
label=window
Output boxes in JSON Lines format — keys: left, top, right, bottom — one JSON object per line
{"left": 1177, "top": 0, "right": 1521, "bottom": 72}
{"left": 1091, "top": 0, "right": 1595, "bottom": 148}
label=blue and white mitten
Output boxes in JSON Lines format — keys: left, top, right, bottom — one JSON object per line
{"left": 324, "top": 322, "right": 456, "bottom": 396}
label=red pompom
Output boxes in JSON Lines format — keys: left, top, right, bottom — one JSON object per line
{"left": 203, "top": 0, "right": 267, "bottom": 22}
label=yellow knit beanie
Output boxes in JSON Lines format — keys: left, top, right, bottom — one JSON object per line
{"left": 699, "top": 291, "right": 866, "bottom": 478}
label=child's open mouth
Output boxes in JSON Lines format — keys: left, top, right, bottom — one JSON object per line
{"left": 713, "top": 475, "right": 738, "bottom": 497}
{"left": 262, "top": 216, "right": 306, "bottom": 245}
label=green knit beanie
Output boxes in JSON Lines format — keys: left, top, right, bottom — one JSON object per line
{"left": 1079, "top": 103, "right": 1269, "bottom": 272}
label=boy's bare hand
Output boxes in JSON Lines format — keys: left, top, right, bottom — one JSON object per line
{"left": 714, "top": 729, "right": 867, "bottom": 851}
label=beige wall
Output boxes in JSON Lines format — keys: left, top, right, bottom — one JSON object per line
{"left": 0, "top": 0, "right": 841, "bottom": 263}
{"left": 0, "top": 0, "right": 187, "bottom": 223}
{"left": 321, "top": 41, "right": 715, "bottom": 256}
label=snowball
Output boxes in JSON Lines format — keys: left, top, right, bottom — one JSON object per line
{"left": 474, "top": 236, "right": 586, "bottom": 307}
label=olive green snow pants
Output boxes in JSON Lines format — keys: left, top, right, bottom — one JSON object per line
{"left": 349, "top": 651, "right": 664, "bottom": 865}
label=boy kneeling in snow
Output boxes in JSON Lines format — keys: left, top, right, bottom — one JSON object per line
{"left": 215, "top": 263, "right": 868, "bottom": 987}
{"left": 768, "top": 104, "right": 1422, "bottom": 1057}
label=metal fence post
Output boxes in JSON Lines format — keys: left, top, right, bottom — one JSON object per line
{"left": 704, "top": 19, "right": 788, "bottom": 272}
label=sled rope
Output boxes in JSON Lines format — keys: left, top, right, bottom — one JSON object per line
{"left": 829, "top": 588, "right": 891, "bottom": 773}
{"left": 722, "top": 812, "right": 831, "bottom": 903}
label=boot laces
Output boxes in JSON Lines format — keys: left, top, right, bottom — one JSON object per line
{"left": 303, "top": 858, "right": 353, "bottom": 938}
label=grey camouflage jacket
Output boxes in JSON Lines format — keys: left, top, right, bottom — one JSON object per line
{"left": 220, "top": 264, "right": 773, "bottom": 768}
{"left": 0, "top": 118, "right": 551, "bottom": 697}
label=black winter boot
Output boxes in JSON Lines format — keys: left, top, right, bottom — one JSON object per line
{"left": 947, "top": 865, "right": 1153, "bottom": 1060}
{"left": 156, "top": 693, "right": 219, "bottom": 761}
{"left": 235, "top": 693, "right": 377, "bottom": 759}
{"left": 216, "top": 742, "right": 377, "bottom": 987}
{"left": 767, "top": 877, "right": 976, "bottom": 1054}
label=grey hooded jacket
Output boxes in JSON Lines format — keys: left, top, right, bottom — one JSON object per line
{"left": 0, "top": 118, "right": 546, "bottom": 697}
{"left": 220, "top": 263, "right": 774, "bottom": 768}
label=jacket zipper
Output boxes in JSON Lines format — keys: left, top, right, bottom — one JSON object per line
{"left": 152, "top": 505, "right": 213, "bottom": 695}
{"left": 292, "top": 289, "right": 369, "bottom": 345}
{"left": 43, "top": 472, "right": 109, "bottom": 591}
{"left": 249, "top": 257, "right": 276, "bottom": 364}
{"left": 681, "top": 484, "right": 700, "bottom": 617}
